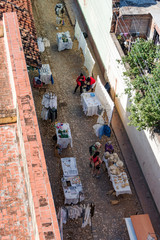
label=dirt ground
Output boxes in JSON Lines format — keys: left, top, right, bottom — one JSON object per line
{"left": 29, "top": 0, "right": 143, "bottom": 239}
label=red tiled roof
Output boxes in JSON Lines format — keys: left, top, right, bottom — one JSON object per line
{"left": 0, "top": 0, "right": 41, "bottom": 68}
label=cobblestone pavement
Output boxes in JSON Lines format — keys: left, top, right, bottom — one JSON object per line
{"left": 30, "top": 0, "right": 143, "bottom": 239}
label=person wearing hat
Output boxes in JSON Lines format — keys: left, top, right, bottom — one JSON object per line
{"left": 89, "top": 142, "right": 102, "bottom": 157}
{"left": 105, "top": 141, "right": 114, "bottom": 154}
{"left": 89, "top": 142, "right": 102, "bottom": 169}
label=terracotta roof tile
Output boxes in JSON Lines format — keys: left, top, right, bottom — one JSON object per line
{"left": 0, "top": 0, "right": 41, "bottom": 68}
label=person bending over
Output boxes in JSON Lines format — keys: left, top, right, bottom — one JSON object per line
{"left": 85, "top": 77, "right": 96, "bottom": 92}
{"left": 74, "top": 73, "right": 86, "bottom": 94}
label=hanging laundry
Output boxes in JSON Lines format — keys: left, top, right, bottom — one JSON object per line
{"left": 48, "top": 107, "right": 57, "bottom": 122}
{"left": 95, "top": 76, "right": 114, "bottom": 125}
{"left": 41, "top": 107, "right": 49, "bottom": 120}
{"left": 42, "top": 92, "right": 57, "bottom": 109}
{"left": 39, "top": 64, "right": 53, "bottom": 84}
{"left": 84, "top": 47, "right": 95, "bottom": 76}
{"left": 78, "top": 32, "right": 87, "bottom": 55}
{"left": 75, "top": 20, "right": 82, "bottom": 42}
{"left": 41, "top": 92, "right": 57, "bottom": 121}
{"left": 82, "top": 204, "right": 91, "bottom": 228}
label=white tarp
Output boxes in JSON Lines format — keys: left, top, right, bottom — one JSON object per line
{"left": 84, "top": 46, "right": 95, "bottom": 76}
{"left": 95, "top": 76, "right": 114, "bottom": 124}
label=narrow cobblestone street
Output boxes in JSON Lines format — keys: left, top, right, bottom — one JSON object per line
{"left": 29, "top": 0, "right": 143, "bottom": 239}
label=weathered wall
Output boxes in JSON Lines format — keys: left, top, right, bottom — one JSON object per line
{"left": 76, "top": 0, "right": 112, "bottom": 79}
{"left": 77, "top": 0, "right": 160, "bottom": 213}
{"left": 3, "top": 12, "right": 61, "bottom": 240}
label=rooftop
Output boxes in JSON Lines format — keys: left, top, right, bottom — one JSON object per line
{"left": 119, "top": 1, "right": 160, "bottom": 17}
{"left": 0, "top": 0, "right": 41, "bottom": 68}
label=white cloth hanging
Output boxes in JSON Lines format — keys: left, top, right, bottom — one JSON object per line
{"left": 78, "top": 32, "right": 87, "bottom": 55}
{"left": 75, "top": 20, "right": 82, "bottom": 42}
{"left": 82, "top": 204, "right": 91, "bottom": 228}
{"left": 42, "top": 93, "right": 57, "bottom": 109}
{"left": 95, "top": 76, "right": 114, "bottom": 125}
{"left": 84, "top": 47, "right": 95, "bottom": 76}
{"left": 41, "top": 107, "right": 49, "bottom": 120}
{"left": 39, "top": 64, "right": 52, "bottom": 84}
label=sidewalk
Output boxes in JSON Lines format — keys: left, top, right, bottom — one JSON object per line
{"left": 112, "top": 108, "right": 160, "bottom": 234}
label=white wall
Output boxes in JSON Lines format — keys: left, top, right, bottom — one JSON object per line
{"left": 77, "top": 0, "right": 160, "bottom": 213}
{"left": 78, "top": 0, "right": 112, "bottom": 69}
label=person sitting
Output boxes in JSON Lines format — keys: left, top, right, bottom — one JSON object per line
{"left": 105, "top": 141, "right": 114, "bottom": 154}
{"left": 74, "top": 73, "right": 86, "bottom": 94}
{"left": 90, "top": 152, "right": 102, "bottom": 178}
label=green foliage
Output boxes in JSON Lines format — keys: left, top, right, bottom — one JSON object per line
{"left": 122, "top": 38, "right": 160, "bottom": 131}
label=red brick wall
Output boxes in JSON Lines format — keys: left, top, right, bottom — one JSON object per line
{"left": 3, "top": 12, "right": 61, "bottom": 240}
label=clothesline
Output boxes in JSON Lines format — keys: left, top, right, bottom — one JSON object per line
{"left": 58, "top": 203, "right": 95, "bottom": 240}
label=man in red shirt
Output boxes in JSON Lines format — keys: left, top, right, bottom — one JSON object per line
{"left": 74, "top": 73, "right": 86, "bottom": 94}
{"left": 86, "top": 77, "right": 96, "bottom": 91}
